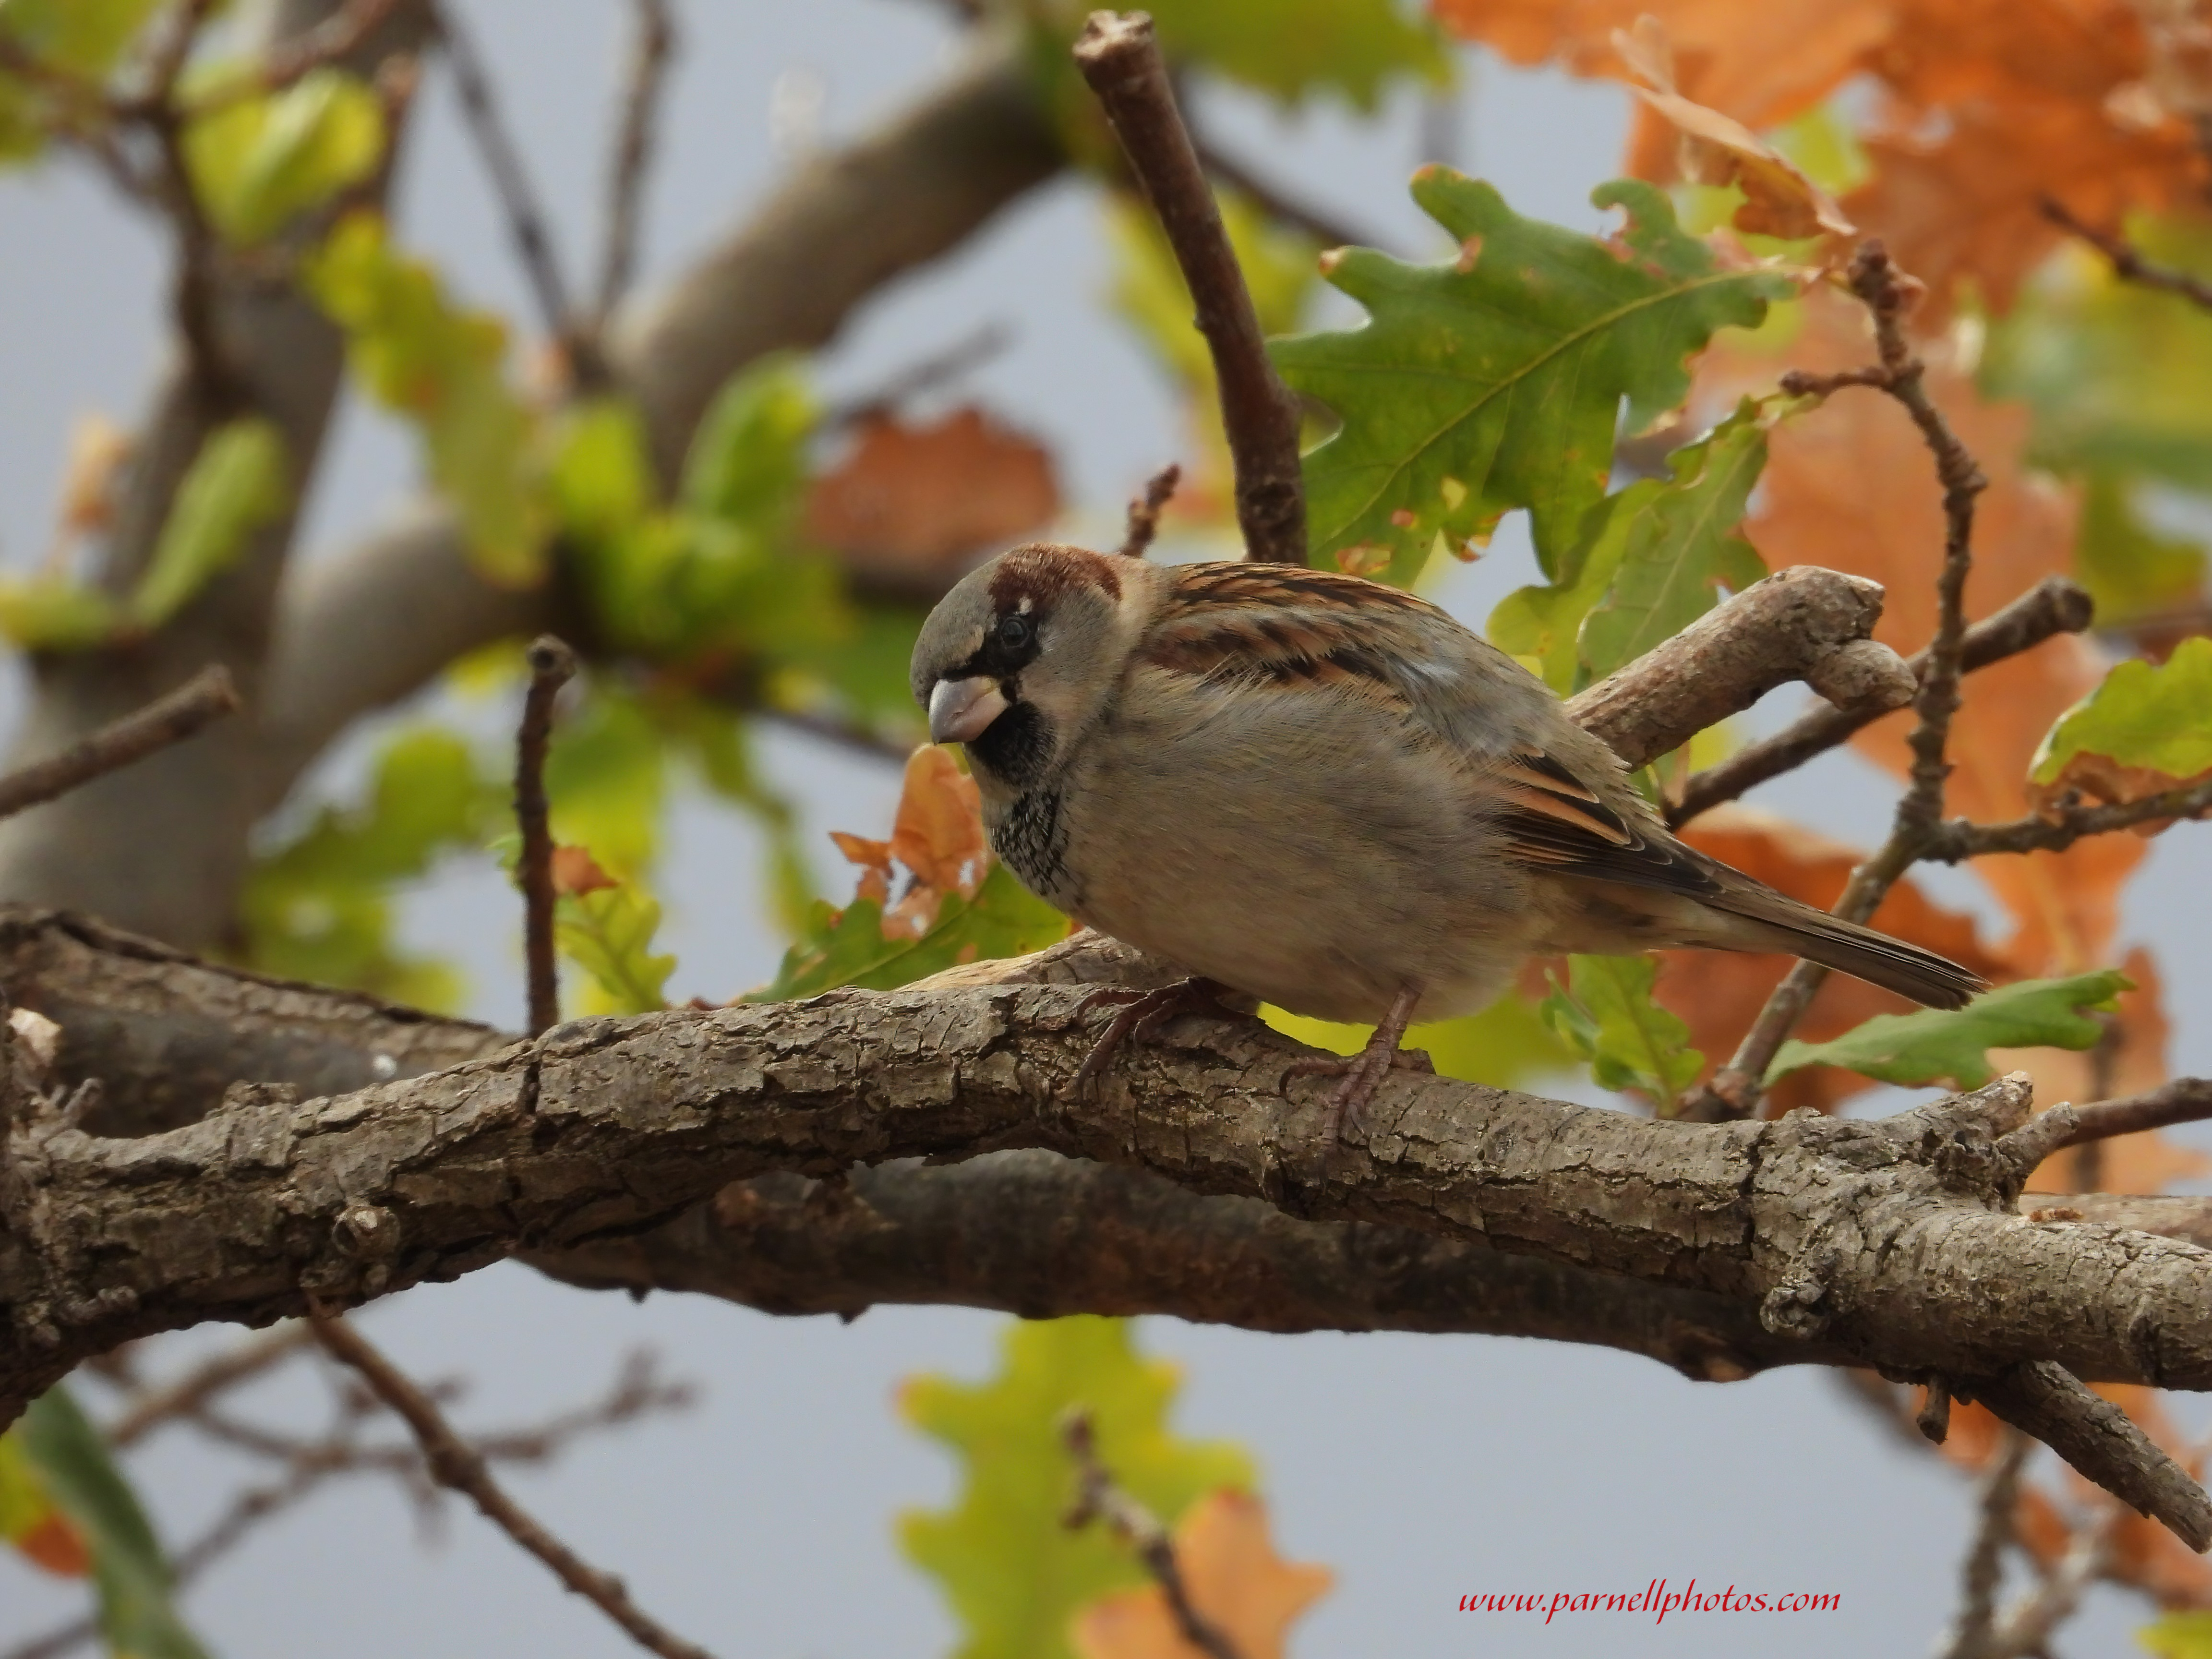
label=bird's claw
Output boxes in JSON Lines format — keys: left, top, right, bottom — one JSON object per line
{"left": 1069, "top": 977, "right": 1238, "bottom": 1098}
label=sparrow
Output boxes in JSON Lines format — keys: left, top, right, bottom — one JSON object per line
{"left": 909, "top": 541, "right": 1984, "bottom": 1131}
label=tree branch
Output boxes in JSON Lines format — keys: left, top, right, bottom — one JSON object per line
{"left": 1064, "top": 1410, "right": 1243, "bottom": 1659}
{"left": 2042, "top": 196, "right": 2212, "bottom": 312}
{"left": 1074, "top": 12, "right": 1306, "bottom": 565}
{"left": 591, "top": 0, "right": 675, "bottom": 329}
{"left": 0, "top": 665, "right": 238, "bottom": 823}
{"left": 1669, "top": 576, "right": 2094, "bottom": 828}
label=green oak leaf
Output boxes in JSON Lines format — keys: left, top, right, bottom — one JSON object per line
{"left": 1767, "top": 970, "right": 2131, "bottom": 1090}
{"left": 899, "top": 1316, "right": 1255, "bottom": 1659}
{"left": 1539, "top": 953, "right": 1704, "bottom": 1113}
{"left": 746, "top": 864, "right": 1068, "bottom": 1002}
{"left": 1492, "top": 401, "right": 1767, "bottom": 691}
{"left": 240, "top": 723, "right": 499, "bottom": 1010}
{"left": 556, "top": 877, "right": 675, "bottom": 1015}
{"left": 1273, "top": 170, "right": 1790, "bottom": 584}
{"left": 0, "top": 577, "right": 118, "bottom": 651}
{"left": 16, "top": 1386, "right": 212, "bottom": 1659}
{"left": 131, "top": 416, "right": 291, "bottom": 630}
{"left": 2031, "top": 635, "right": 2212, "bottom": 790}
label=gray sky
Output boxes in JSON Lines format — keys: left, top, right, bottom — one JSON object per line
{"left": 2, "top": 2, "right": 2207, "bottom": 1655}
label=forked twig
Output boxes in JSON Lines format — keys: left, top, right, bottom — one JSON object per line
{"left": 309, "top": 1311, "right": 718, "bottom": 1659}
{"left": 593, "top": 0, "right": 676, "bottom": 325}
{"left": 1062, "top": 1410, "right": 1243, "bottom": 1659}
{"left": 1700, "top": 241, "right": 1987, "bottom": 1115}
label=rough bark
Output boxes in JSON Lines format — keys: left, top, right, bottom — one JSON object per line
{"left": 6, "top": 987, "right": 2211, "bottom": 1432}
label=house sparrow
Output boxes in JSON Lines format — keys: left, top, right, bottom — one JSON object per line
{"left": 910, "top": 542, "right": 1984, "bottom": 1130}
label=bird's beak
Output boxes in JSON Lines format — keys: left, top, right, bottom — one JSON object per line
{"left": 928, "top": 676, "right": 1008, "bottom": 745}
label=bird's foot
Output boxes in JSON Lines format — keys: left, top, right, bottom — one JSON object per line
{"left": 1070, "top": 976, "right": 1240, "bottom": 1098}
{"left": 1279, "top": 985, "right": 1428, "bottom": 1142}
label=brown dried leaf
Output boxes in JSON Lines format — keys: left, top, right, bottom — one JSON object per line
{"left": 805, "top": 406, "right": 1058, "bottom": 575}
{"left": 549, "top": 843, "right": 620, "bottom": 898}
{"left": 1071, "top": 1491, "right": 1332, "bottom": 1659}
{"left": 54, "top": 413, "right": 132, "bottom": 544}
{"left": 828, "top": 830, "right": 893, "bottom": 875}
{"left": 890, "top": 744, "right": 988, "bottom": 900}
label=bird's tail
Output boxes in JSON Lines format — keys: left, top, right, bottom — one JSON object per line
{"left": 1707, "top": 890, "right": 1986, "bottom": 1010}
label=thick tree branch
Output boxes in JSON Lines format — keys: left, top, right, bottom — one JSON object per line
{"left": 1075, "top": 12, "right": 1306, "bottom": 564}
{"left": 7, "top": 990, "right": 2212, "bottom": 1540}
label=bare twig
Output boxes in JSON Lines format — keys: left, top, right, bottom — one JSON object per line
{"left": 2042, "top": 195, "right": 2212, "bottom": 312}
{"left": 308, "top": 1310, "right": 718, "bottom": 1659}
{"left": 1939, "top": 1429, "right": 2029, "bottom": 1659}
{"left": 1918, "top": 1375, "right": 1954, "bottom": 1444}
{"left": 1189, "top": 133, "right": 1372, "bottom": 252}
{"left": 1118, "top": 463, "right": 1182, "bottom": 558}
{"left": 592, "top": 0, "right": 676, "bottom": 326}
{"left": 516, "top": 636, "right": 577, "bottom": 1037}
{"left": 1972, "top": 1359, "right": 2212, "bottom": 1552}
{"left": 1669, "top": 577, "right": 2094, "bottom": 827}
{"left": 1982, "top": 1497, "right": 2124, "bottom": 1659}
{"left": 1074, "top": 12, "right": 1306, "bottom": 565}
{"left": 432, "top": 2, "right": 591, "bottom": 375}
{"left": 105, "top": 1322, "right": 314, "bottom": 1448}
{"left": 1700, "top": 242, "right": 1988, "bottom": 1116}
{"left": 1062, "top": 1410, "right": 1243, "bottom": 1659}
{"left": 0, "top": 665, "right": 240, "bottom": 822}
{"left": 1929, "top": 773, "right": 2212, "bottom": 860}
{"left": 2044, "top": 1078, "right": 2212, "bottom": 1154}
{"left": 818, "top": 323, "right": 1013, "bottom": 428}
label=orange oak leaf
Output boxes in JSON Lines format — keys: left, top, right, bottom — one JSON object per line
{"left": 1655, "top": 805, "right": 2012, "bottom": 1111}
{"left": 1070, "top": 1491, "right": 1332, "bottom": 1659}
{"left": 805, "top": 406, "right": 1058, "bottom": 579}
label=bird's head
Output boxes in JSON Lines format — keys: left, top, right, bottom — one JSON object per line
{"left": 909, "top": 542, "right": 1150, "bottom": 791}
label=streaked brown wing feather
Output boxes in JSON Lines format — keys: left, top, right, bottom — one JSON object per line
{"left": 1493, "top": 749, "right": 1720, "bottom": 899}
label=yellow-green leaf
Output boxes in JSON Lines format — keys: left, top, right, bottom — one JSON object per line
{"left": 131, "top": 416, "right": 291, "bottom": 629}
{"left": 306, "top": 211, "right": 547, "bottom": 586}
{"left": 2032, "top": 636, "right": 2212, "bottom": 789}
{"left": 747, "top": 863, "right": 1067, "bottom": 1002}
{"left": 183, "top": 67, "right": 385, "bottom": 245}
{"left": 1264, "top": 986, "right": 1578, "bottom": 1091}
{"left": 2144, "top": 1611, "right": 2212, "bottom": 1659}
{"left": 0, "top": 576, "right": 117, "bottom": 650}
{"left": 899, "top": 1317, "right": 1255, "bottom": 1659}
{"left": 1767, "top": 971, "right": 2131, "bottom": 1090}
{"left": 1539, "top": 953, "right": 1704, "bottom": 1112}
{"left": 555, "top": 877, "right": 675, "bottom": 1014}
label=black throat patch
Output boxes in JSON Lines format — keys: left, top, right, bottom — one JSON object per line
{"left": 991, "top": 786, "right": 1071, "bottom": 906}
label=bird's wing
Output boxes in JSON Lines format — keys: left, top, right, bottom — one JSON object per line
{"left": 1144, "top": 562, "right": 1725, "bottom": 899}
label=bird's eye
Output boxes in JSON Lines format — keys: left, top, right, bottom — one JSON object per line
{"left": 996, "top": 613, "right": 1034, "bottom": 651}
